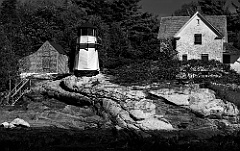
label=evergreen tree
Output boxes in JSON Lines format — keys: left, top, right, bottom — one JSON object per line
{"left": 198, "top": 0, "right": 229, "bottom": 15}
{"left": 173, "top": 1, "right": 198, "bottom": 16}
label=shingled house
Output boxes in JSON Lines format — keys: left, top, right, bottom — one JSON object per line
{"left": 158, "top": 11, "right": 240, "bottom": 73}
{"left": 19, "top": 41, "right": 69, "bottom": 75}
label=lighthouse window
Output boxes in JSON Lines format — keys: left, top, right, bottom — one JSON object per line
{"left": 82, "top": 29, "right": 87, "bottom": 35}
{"left": 81, "top": 29, "right": 94, "bottom": 36}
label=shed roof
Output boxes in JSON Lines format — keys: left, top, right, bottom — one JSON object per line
{"left": 158, "top": 13, "right": 227, "bottom": 40}
{"left": 48, "top": 41, "right": 67, "bottom": 55}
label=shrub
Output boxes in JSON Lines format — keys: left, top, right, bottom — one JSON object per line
{"left": 205, "top": 83, "right": 240, "bottom": 108}
{"left": 102, "top": 57, "right": 133, "bottom": 69}
{"left": 178, "top": 59, "right": 240, "bottom": 84}
{"left": 108, "top": 59, "right": 180, "bottom": 85}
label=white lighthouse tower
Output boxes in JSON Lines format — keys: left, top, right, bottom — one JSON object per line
{"left": 74, "top": 23, "right": 100, "bottom": 77}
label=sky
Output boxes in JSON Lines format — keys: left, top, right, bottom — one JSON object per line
{"left": 139, "top": 0, "right": 239, "bottom": 17}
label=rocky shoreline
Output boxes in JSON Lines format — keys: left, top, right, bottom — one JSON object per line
{"left": 0, "top": 74, "right": 240, "bottom": 150}
{"left": 40, "top": 74, "right": 240, "bottom": 133}
{"left": 0, "top": 74, "right": 240, "bottom": 139}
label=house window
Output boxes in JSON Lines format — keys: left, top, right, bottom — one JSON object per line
{"left": 223, "top": 54, "right": 230, "bottom": 64}
{"left": 182, "top": 54, "right": 187, "bottom": 61}
{"left": 197, "top": 19, "right": 200, "bottom": 25}
{"left": 201, "top": 54, "right": 209, "bottom": 62}
{"left": 194, "top": 34, "right": 202, "bottom": 45}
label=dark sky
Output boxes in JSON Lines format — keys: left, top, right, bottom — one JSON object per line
{"left": 139, "top": 0, "right": 238, "bottom": 17}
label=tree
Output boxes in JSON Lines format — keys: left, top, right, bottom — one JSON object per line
{"left": 124, "top": 12, "right": 160, "bottom": 59}
{"left": 198, "top": 0, "right": 229, "bottom": 15}
{"left": 174, "top": 0, "right": 230, "bottom": 16}
{"left": 0, "top": 0, "right": 18, "bottom": 23}
{"left": 227, "top": 0, "right": 240, "bottom": 48}
{"left": 108, "top": 22, "right": 130, "bottom": 58}
{"left": 0, "top": 26, "right": 19, "bottom": 92}
{"left": 173, "top": 1, "right": 198, "bottom": 16}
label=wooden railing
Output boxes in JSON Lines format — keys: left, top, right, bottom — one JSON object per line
{"left": 7, "top": 78, "right": 31, "bottom": 105}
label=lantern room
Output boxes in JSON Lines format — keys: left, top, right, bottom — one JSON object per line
{"left": 74, "top": 23, "right": 100, "bottom": 77}
{"left": 78, "top": 23, "right": 97, "bottom": 36}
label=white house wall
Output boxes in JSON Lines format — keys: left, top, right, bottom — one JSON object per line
{"left": 176, "top": 15, "right": 223, "bottom": 62}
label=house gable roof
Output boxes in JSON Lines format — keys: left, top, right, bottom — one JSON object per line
{"left": 158, "top": 12, "right": 227, "bottom": 40}
{"left": 174, "top": 12, "right": 223, "bottom": 39}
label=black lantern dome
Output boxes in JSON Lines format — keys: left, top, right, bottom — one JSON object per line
{"left": 80, "top": 22, "right": 97, "bottom": 29}
{"left": 78, "top": 22, "right": 97, "bottom": 36}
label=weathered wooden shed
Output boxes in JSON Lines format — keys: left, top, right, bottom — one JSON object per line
{"left": 19, "top": 41, "right": 69, "bottom": 74}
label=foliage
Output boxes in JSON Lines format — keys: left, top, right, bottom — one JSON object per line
{"left": 174, "top": 0, "right": 230, "bottom": 16}
{"left": 107, "top": 39, "right": 180, "bottom": 85}
{"left": 108, "top": 59, "right": 180, "bottom": 85}
{"left": 206, "top": 82, "right": 240, "bottom": 108}
{"left": 126, "top": 12, "right": 160, "bottom": 60}
{"left": 0, "top": 0, "right": 20, "bottom": 92}
{"left": 198, "top": 0, "right": 229, "bottom": 15}
{"left": 160, "top": 38, "right": 178, "bottom": 60}
{"left": 173, "top": 1, "right": 198, "bottom": 16}
{"left": 0, "top": 0, "right": 161, "bottom": 91}
{"left": 74, "top": 0, "right": 159, "bottom": 60}
{"left": 108, "top": 22, "right": 131, "bottom": 58}
{"left": 181, "top": 59, "right": 231, "bottom": 72}
{"left": 230, "top": 0, "right": 240, "bottom": 48}
{"left": 177, "top": 59, "right": 240, "bottom": 85}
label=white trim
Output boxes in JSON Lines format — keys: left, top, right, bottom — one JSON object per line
{"left": 174, "top": 11, "right": 199, "bottom": 38}
{"left": 174, "top": 11, "right": 223, "bottom": 39}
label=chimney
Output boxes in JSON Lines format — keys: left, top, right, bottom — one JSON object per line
{"left": 197, "top": 6, "right": 201, "bottom": 12}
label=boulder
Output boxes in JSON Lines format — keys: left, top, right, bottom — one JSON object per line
{"left": 189, "top": 99, "right": 224, "bottom": 117}
{"left": 189, "top": 88, "right": 216, "bottom": 104}
{"left": 62, "top": 75, "right": 147, "bottom": 101}
{"left": 223, "top": 102, "right": 239, "bottom": 116}
{"left": 101, "top": 99, "right": 122, "bottom": 117}
{"left": 136, "top": 118, "right": 175, "bottom": 131}
{"left": 62, "top": 105, "right": 96, "bottom": 117}
{"left": 10, "top": 118, "right": 30, "bottom": 127}
{"left": 189, "top": 89, "right": 239, "bottom": 118}
{"left": 116, "top": 110, "right": 139, "bottom": 129}
{"left": 43, "top": 80, "right": 93, "bottom": 105}
{"left": 129, "top": 109, "right": 154, "bottom": 121}
{"left": 127, "top": 99, "right": 156, "bottom": 120}
{"left": 1, "top": 122, "right": 16, "bottom": 128}
{"left": 149, "top": 90, "right": 189, "bottom": 106}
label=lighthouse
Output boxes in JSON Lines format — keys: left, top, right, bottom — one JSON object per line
{"left": 74, "top": 23, "right": 100, "bottom": 77}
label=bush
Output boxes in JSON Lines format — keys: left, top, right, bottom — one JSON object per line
{"left": 108, "top": 59, "right": 180, "bottom": 85}
{"left": 205, "top": 82, "right": 240, "bottom": 108}
{"left": 102, "top": 57, "right": 133, "bottom": 69}
{"left": 178, "top": 59, "right": 240, "bottom": 84}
